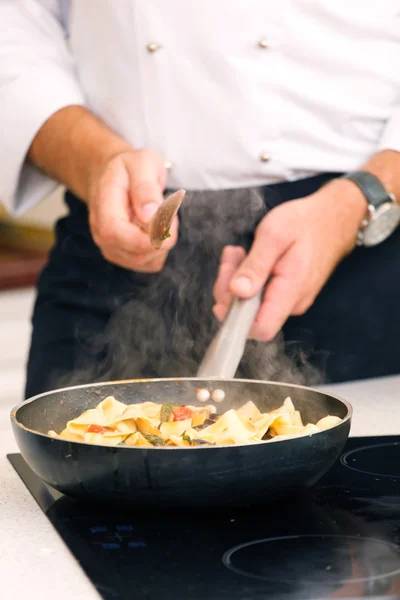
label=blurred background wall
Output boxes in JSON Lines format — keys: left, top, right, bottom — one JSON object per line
{"left": 0, "top": 188, "right": 67, "bottom": 408}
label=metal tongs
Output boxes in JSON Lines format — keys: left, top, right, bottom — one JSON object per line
{"left": 149, "top": 189, "right": 262, "bottom": 379}
{"left": 196, "top": 292, "right": 262, "bottom": 379}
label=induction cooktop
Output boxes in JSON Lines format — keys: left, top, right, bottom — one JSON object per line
{"left": 7, "top": 435, "right": 400, "bottom": 600}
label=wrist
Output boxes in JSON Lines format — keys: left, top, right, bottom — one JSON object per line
{"left": 71, "top": 112, "right": 133, "bottom": 202}
{"left": 311, "top": 178, "right": 368, "bottom": 254}
{"left": 29, "top": 105, "right": 134, "bottom": 203}
{"left": 86, "top": 142, "right": 134, "bottom": 201}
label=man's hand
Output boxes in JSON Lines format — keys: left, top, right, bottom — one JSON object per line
{"left": 88, "top": 148, "right": 177, "bottom": 272}
{"left": 213, "top": 179, "right": 367, "bottom": 341}
{"left": 28, "top": 106, "right": 177, "bottom": 273}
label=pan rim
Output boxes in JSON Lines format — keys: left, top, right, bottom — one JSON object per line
{"left": 10, "top": 377, "right": 352, "bottom": 451}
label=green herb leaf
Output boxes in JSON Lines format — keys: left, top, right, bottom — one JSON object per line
{"left": 160, "top": 229, "right": 171, "bottom": 241}
{"left": 182, "top": 434, "right": 191, "bottom": 443}
{"left": 160, "top": 403, "right": 174, "bottom": 424}
{"left": 143, "top": 434, "right": 166, "bottom": 446}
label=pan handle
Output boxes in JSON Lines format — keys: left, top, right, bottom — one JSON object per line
{"left": 196, "top": 291, "right": 262, "bottom": 379}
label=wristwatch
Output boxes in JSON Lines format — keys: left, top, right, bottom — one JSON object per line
{"left": 342, "top": 171, "right": 400, "bottom": 247}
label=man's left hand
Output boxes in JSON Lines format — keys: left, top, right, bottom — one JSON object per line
{"left": 213, "top": 179, "right": 367, "bottom": 341}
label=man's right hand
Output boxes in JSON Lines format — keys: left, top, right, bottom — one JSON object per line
{"left": 28, "top": 106, "right": 178, "bottom": 273}
{"left": 88, "top": 148, "right": 178, "bottom": 272}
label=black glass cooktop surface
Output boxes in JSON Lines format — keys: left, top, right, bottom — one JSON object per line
{"left": 8, "top": 436, "right": 400, "bottom": 600}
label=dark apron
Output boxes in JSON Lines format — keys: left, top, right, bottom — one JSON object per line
{"left": 25, "top": 173, "right": 400, "bottom": 398}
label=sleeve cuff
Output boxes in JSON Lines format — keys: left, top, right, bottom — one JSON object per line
{"left": 0, "top": 59, "right": 85, "bottom": 215}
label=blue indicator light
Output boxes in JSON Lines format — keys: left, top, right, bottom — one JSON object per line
{"left": 116, "top": 525, "right": 134, "bottom": 532}
{"left": 90, "top": 526, "right": 108, "bottom": 534}
{"left": 101, "top": 543, "right": 121, "bottom": 550}
{"left": 128, "top": 541, "right": 146, "bottom": 549}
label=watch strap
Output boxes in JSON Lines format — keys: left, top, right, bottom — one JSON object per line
{"left": 341, "top": 171, "right": 391, "bottom": 208}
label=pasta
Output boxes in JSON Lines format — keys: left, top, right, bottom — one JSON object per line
{"left": 48, "top": 395, "right": 342, "bottom": 448}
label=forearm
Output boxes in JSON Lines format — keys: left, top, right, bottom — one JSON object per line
{"left": 27, "top": 105, "right": 133, "bottom": 202}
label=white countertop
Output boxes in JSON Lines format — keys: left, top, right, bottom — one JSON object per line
{"left": 0, "top": 374, "right": 399, "bottom": 600}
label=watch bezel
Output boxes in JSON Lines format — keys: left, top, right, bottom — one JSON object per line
{"left": 362, "top": 202, "right": 400, "bottom": 247}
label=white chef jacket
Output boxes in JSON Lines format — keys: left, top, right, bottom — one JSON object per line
{"left": 1, "top": 0, "right": 400, "bottom": 215}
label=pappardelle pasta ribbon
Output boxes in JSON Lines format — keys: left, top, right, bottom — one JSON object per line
{"left": 48, "top": 396, "right": 342, "bottom": 448}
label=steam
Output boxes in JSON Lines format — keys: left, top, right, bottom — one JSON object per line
{"left": 51, "top": 188, "right": 323, "bottom": 390}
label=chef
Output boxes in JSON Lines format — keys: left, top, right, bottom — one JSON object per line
{"left": 1, "top": 1, "right": 400, "bottom": 396}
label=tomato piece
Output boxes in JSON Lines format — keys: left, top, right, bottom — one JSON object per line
{"left": 87, "top": 424, "right": 106, "bottom": 434}
{"left": 172, "top": 406, "right": 193, "bottom": 421}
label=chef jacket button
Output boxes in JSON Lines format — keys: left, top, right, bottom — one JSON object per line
{"left": 260, "top": 152, "right": 271, "bottom": 162}
{"left": 164, "top": 160, "right": 173, "bottom": 170}
{"left": 146, "top": 42, "right": 161, "bottom": 53}
{"left": 258, "top": 39, "right": 269, "bottom": 49}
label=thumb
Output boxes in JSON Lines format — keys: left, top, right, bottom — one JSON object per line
{"left": 128, "top": 151, "right": 166, "bottom": 223}
{"left": 133, "top": 181, "right": 165, "bottom": 223}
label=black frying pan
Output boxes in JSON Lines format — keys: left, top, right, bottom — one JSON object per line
{"left": 10, "top": 378, "right": 351, "bottom": 509}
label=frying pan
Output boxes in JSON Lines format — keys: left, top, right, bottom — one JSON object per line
{"left": 11, "top": 195, "right": 351, "bottom": 509}
{"left": 11, "top": 378, "right": 351, "bottom": 509}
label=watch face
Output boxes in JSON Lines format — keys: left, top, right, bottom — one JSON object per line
{"left": 363, "top": 203, "right": 400, "bottom": 247}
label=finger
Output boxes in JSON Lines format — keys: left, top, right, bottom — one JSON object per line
{"left": 248, "top": 242, "right": 306, "bottom": 340}
{"left": 92, "top": 157, "right": 133, "bottom": 228}
{"left": 212, "top": 303, "right": 229, "bottom": 322}
{"left": 103, "top": 242, "right": 169, "bottom": 268}
{"left": 101, "top": 246, "right": 168, "bottom": 273}
{"left": 248, "top": 275, "right": 297, "bottom": 340}
{"left": 91, "top": 159, "right": 156, "bottom": 252}
{"left": 91, "top": 151, "right": 174, "bottom": 259}
{"left": 133, "top": 256, "right": 168, "bottom": 273}
{"left": 213, "top": 246, "right": 246, "bottom": 306}
{"left": 229, "top": 222, "right": 291, "bottom": 299}
{"left": 93, "top": 201, "right": 179, "bottom": 257}
{"left": 128, "top": 152, "right": 166, "bottom": 223}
